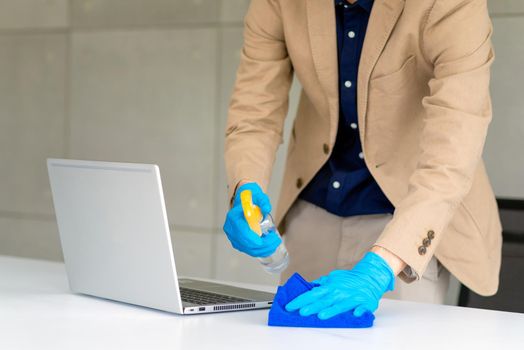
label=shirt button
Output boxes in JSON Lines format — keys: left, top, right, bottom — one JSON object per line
{"left": 348, "top": 31, "right": 356, "bottom": 39}
{"left": 332, "top": 181, "right": 341, "bottom": 189}
{"left": 323, "top": 143, "right": 330, "bottom": 155}
{"left": 418, "top": 246, "right": 427, "bottom": 256}
{"left": 296, "top": 178, "right": 303, "bottom": 189}
{"left": 350, "top": 123, "right": 357, "bottom": 129}
{"left": 344, "top": 80, "right": 352, "bottom": 88}
{"left": 358, "top": 152, "right": 364, "bottom": 159}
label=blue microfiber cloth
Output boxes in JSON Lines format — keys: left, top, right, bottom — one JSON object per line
{"left": 268, "top": 272, "right": 375, "bottom": 328}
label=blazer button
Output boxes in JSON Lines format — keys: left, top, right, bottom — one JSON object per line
{"left": 428, "top": 230, "right": 435, "bottom": 240}
{"left": 423, "top": 238, "right": 431, "bottom": 247}
{"left": 296, "top": 178, "right": 303, "bottom": 189}
{"left": 418, "top": 246, "right": 427, "bottom": 256}
{"left": 323, "top": 143, "right": 330, "bottom": 155}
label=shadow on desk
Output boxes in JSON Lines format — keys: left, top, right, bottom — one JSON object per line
{"left": 458, "top": 198, "right": 524, "bottom": 313}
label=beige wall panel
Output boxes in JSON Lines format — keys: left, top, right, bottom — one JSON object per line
{"left": 0, "top": 34, "right": 66, "bottom": 215}
{"left": 489, "top": 0, "right": 524, "bottom": 15}
{"left": 220, "top": 0, "right": 250, "bottom": 23}
{"left": 483, "top": 17, "right": 524, "bottom": 198}
{"left": 0, "top": 217, "right": 63, "bottom": 261}
{"left": 0, "top": 0, "right": 68, "bottom": 30}
{"left": 71, "top": 0, "right": 219, "bottom": 28}
{"left": 69, "top": 29, "right": 217, "bottom": 229}
{"left": 171, "top": 229, "right": 213, "bottom": 278}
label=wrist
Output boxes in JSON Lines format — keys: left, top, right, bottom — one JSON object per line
{"left": 230, "top": 179, "right": 254, "bottom": 208}
{"left": 235, "top": 179, "right": 254, "bottom": 197}
{"left": 238, "top": 179, "right": 251, "bottom": 187}
{"left": 370, "top": 245, "right": 407, "bottom": 276}
{"left": 356, "top": 251, "right": 395, "bottom": 293}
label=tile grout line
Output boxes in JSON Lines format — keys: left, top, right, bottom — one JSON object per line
{"left": 0, "top": 27, "right": 69, "bottom": 35}
{"left": 0, "top": 211, "right": 56, "bottom": 222}
{"left": 63, "top": 0, "right": 73, "bottom": 159}
{"left": 490, "top": 12, "right": 524, "bottom": 18}
{"left": 0, "top": 211, "right": 216, "bottom": 235}
{"left": 0, "top": 22, "right": 244, "bottom": 36}
{"left": 1, "top": 208, "right": 218, "bottom": 235}
{"left": 210, "top": 13, "right": 225, "bottom": 280}
{"left": 169, "top": 224, "right": 215, "bottom": 235}
{"left": 68, "top": 21, "right": 245, "bottom": 32}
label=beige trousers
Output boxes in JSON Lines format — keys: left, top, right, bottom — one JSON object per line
{"left": 280, "top": 199, "right": 450, "bottom": 304}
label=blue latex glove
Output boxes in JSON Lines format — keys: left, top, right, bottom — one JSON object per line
{"left": 285, "top": 252, "right": 395, "bottom": 319}
{"left": 223, "top": 183, "right": 281, "bottom": 258}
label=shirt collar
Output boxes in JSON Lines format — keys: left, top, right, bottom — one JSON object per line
{"left": 334, "top": 0, "right": 374, "bottom": 13}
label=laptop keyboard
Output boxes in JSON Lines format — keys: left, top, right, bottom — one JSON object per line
{"left": 180, "top": 287, "right": 251, "bottom": 305}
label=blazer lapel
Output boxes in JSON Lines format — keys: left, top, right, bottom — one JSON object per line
{"left": 357, "top": 0, "right": 405, "bottom": 144}
{"left": 306, "top": 0, "right": 339, "bottom": 143}
{"left": 306, "top": 0, "right": 405, "bottom": 146}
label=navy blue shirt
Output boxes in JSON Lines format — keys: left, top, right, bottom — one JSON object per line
{"left": 299, "top": 0, "right": 394, "bottom": 217}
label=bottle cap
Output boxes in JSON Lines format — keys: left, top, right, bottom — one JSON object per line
{"left": 240, "top": 190, "right": 263, "bottom": 236}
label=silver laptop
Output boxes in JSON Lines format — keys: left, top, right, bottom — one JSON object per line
{"left": 47, "top": 158, "right": 274, "bottom": 315}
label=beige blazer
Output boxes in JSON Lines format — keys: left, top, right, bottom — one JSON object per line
{"left": 224, "top": 0, "right": 502, "bottom": 296}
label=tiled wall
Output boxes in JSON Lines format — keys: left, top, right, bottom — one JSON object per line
{"left": 0, "top": 0, "right": 295, "bottom": 286}
{"left": 0, "top": 1, "right": 522, "bottom": 290}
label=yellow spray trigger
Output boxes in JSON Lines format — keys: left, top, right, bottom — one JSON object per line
{"left": 240, "top": 190, "right": 263, "bottom": 236}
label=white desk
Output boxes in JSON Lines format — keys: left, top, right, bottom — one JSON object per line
{"left": 1, "top": 256, "right": 523, "bottom": 350}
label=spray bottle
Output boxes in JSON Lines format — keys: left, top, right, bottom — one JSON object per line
{"left": 240, "top": 190, "right": 289, "bottom": 274}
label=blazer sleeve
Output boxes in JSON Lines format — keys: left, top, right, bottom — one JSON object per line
{"left": 224, "top": 0, "right": 293, "bottom": 204}
{"left": 374, "top": 0, "right": 495, "bottom": 281}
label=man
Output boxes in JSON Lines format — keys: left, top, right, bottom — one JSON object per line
{"left": 223, "top": 0, "right": 502, "bottom": 319}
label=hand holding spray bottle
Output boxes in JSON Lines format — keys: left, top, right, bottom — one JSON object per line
{"left": 240, "top": 189, "right": 289, "bottom": 273}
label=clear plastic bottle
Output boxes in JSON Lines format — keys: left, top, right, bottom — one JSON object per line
{"left": 257, "top": 214, "right": 289, "bottom": 274}
{"left": 240, "top": 190, "right": 289, "bottom": 274}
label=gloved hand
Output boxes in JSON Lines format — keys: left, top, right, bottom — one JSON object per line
{"left": 223, "top": 182, "right": 281, "bottom": 258}
{"left": 285, "top": 252, "right": 395, "bottom": 319}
